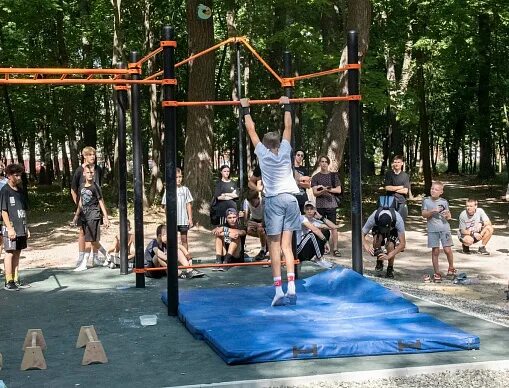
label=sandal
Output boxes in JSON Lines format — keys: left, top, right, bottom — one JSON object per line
{"left": 433, "top": 273, "right": 442, "bottom": 283}
{"left": 446, "top": 268, "right": 457, "bottom": 279}
{"left": 333, "top": 249, "right": 342, "bottom": 257}
{"left": 423, "top": 274, "right": 432, "bottom": 283}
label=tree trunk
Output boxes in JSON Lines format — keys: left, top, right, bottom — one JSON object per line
{"left": 320, "top": 0, "right": 371, "bottom": 172}
{"left": 446, "top": 114, "right": 465, "bottom": 174}
{"left": 477, "top": 13, "right": 494, "bottom": 178}
{"left": 28, "top": 136, "right": 37, "bottom": 181}
{"left": 184, "top": 0, "right": 215, "bottom": 225}
{"left": 60, "top": 137, "right": 71, "bottom": 188}
{"left": 416, "top": 50, "right": 432, "bottom": 194}
{"left": 145, "top": 0, "right": 163, "bottom": 206}
{"left": 3, "top": 86, "right": 23, "bottom": 164}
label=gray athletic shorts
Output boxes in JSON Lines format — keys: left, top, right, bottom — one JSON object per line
{"left": 427, "top": 231, "right": 453, "bottom": 248}
{"left": 264, "top": 193, "right": 301, "bottom": 236}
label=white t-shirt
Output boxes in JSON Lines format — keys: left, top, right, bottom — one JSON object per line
{"left": 254, "top": 139, "right": 299, "bottom": 198}
{"left": 242, "top": 198, "right": 264, "bottom": 221}
{"left": 296, "top": 215, "right": 324, "bottom": 243}
{"left": 458, "top": 208, "right": 489, "bottom": 238}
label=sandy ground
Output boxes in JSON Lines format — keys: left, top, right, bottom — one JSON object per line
{"left": 3, "top": 177, "right": 509, "bottom": 321}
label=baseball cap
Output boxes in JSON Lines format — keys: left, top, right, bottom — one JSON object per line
{"left": 225, "top": 208, "right": 238, "bottom": 216}
{"left": 304, "top": 201, "right": 315, "bottom": 208}
{"left": 377, "top": 212, "right": 392, "bottom": 227}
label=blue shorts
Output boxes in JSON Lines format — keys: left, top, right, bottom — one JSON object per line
{"left": 427, "top": 231, "right": 453, "bottom": 248}
{"left": 264, "top": 193, "right": 301, "bottom": 236}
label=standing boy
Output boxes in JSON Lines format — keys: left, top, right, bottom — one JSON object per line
{"left": 161, "top": 168, "right": 194, "bottom": 250}
{"left": 72, "top": 164, "right": 110, "bottom": 271}
{"left": 1, "top": 163, "right": 30, "bottom": 290}
{"left": 241, "top": 96, "right": 301, "bottom": 307}
{"left": 0, "top": 162, "right": 8, "bottom": 271}
{"left": 71, "top": 146, "right": 106, "bottom": 266}
{"left": 421, "top": 181, "right": 456, "bottom": 283}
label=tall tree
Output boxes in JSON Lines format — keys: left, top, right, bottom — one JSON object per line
{"left": 183, "top": 0, "right": 215, "bottom": 224}
{"left": 320, "top": 0, "right": 372, "bottom": 172}
{"left": 477, "top": 12, "right": 495, "bottom": 178}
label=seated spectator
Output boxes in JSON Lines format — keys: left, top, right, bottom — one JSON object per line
{"left": 296, "top": 201, "right": 337, "bottom": 268}
{"left": 103, "top": 219, "right": 135, "bottom": 269}
{"left": 458, "top": 199, "right": 493, "bottom": 255}
{"left": 361, "top": 206, "right": 406, "bottom": 279}
{"left": 242, "top": 190, "right": 267, "bottom": 260}
{"left": 144, "top": 225, "right": 204, "bottom": 279}
{"left": 212, "top": 208, "right": 247, "bottom": 271}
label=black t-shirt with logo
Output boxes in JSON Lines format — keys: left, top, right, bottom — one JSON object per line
{"left": 78, "top": 183, "right": 103, "bottom": 221}
{"left": 71, "top": 165, "right": 102, "bottom": 195}
{"left": 0, "top": 184, "right": 28, "bottom": 236}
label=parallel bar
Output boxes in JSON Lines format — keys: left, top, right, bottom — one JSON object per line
{"left": 347, "top": 30, "right": 363, "bottom": 275}
{"left": 115, "top": 62, "right": 129, "bottom": 275}
{"left": 288, "top": 64, "right": 361, "bottom": 82}
{"left": 129, "top": 52, "right": 145, "bottom": 288}
{"left": 175, "top": 37, "right": 236, "bottom": 68}
{"left": 135, "top": 47, "right": 163, "bottom": 68}
{"left": 162, "top": 26, "right": 179, "bottom": 316}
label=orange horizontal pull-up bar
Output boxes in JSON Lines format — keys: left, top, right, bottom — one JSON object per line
{"left": 161, "top": 95, "right": 361, "bottom": 107}
{"left": 0, "top": 78, "right": 163, "bottom": 85}
{"left": 0, "top": 68, "right": 129, "bottom": 75}
{"left": 132, "top": 259, "right": 300, "bottom": 272}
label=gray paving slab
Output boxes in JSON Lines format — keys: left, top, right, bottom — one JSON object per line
{"left": 0, "top": 266, "right": 508, "bottom": 388}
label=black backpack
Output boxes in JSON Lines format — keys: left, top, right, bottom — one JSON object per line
{"left": 374, "top": 195, "right": 397, "bottom": 234}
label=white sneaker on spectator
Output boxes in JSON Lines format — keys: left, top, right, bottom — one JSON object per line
{"left": 313, "top": 258, "right": 334, "bottom": 269}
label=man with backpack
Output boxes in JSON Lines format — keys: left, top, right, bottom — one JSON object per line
{"left": 384, "top": 155, "right": 411, "bottom": 221}
{"left": 361, "top": 196, "right": 406, "bottom": 278}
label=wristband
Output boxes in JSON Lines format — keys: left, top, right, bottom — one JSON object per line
{"left": 241, "top": 106, "right": 250, "bottom": 116}
{"left": 283, "top": 103, "right": 292, "bottom": 113}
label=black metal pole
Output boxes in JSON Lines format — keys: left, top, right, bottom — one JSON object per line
{"left": 236, "top": 42, "right": 245, "bottom": 201}
{"left": 347, "top": 30, "right": 363, "bottom": 275}
{"left": 129, "top": 51, "right": 145, "bottom": 287}
{"left": 283, "top": 51, "right": 298, "bottom": 280}
{"left": 162, "top": 26, "right": 179, "bottom": 316}
{"left": 116, "top": 63, "right": 129, "bottom": 275}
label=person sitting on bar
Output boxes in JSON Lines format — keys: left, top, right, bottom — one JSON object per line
{"left": 144, "top": 224, "right": 204, "bottom": 279}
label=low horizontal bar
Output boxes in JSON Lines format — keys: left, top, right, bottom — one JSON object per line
{"left": 0, "top": 68, "right": 129, "bottom": 75}
{"left": 0, "top": 79, "right": 163, "bottom": 85}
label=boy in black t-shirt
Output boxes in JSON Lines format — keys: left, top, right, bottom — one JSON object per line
{"left": 0, "top": 164, "right": 30, "bottom": 291}
{"left": 144, "top": 224, "right": 204, "bottom": 279}
{"left": 71, "top": 146, "right": 107, "bottom": 265}
{"left": 72, "top": 164, "right": 110, "bottom": 271}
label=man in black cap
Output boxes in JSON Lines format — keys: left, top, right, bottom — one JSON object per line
{"left": 361, "top": 207, "right": 406, "bottom": 278}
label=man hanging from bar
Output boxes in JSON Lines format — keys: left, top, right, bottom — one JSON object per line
{"left": 240, "top": 96, "right": 301, "bottom": 307}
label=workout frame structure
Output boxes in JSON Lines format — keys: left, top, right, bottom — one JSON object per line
{"left": 0, "top": 26, "right": 363, "bottom": 317}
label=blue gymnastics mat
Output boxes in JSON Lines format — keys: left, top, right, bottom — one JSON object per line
{"left": 162, "top": 266, "right": 479, "bottom": 364}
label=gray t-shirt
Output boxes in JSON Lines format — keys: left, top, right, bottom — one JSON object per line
{"left": 458, "top": 208, "right": 489, "bottom": 238}
{"left": 422, "top": 196, "right": 451, "bottom": 232}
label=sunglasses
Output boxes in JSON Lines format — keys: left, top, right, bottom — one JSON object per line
{"left": 296, "top": 153, "right": 304, "bottom": 157}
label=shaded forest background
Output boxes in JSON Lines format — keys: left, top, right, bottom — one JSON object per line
{"left": 1, "top": 0, "right": 508, "bottom": 222}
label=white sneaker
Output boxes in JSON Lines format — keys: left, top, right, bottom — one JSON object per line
{"left": 93, "top": 257, "right": 103, "bottom": 266}
{"left": 313, "top": 258, "right": 334, "bottom": 269}
{"left": 74, "top": 256, "right": 88, "bottom": 271}
{"left": 109, "top": 262, "right": 116, "bottom": 269}
{"left": 103, "top": 254, "right": 112, "bottom": 267}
